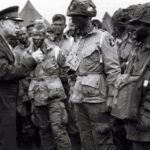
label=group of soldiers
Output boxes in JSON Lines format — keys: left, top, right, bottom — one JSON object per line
{"left": 0, "top": 0, "right": 150, "bottom": 150}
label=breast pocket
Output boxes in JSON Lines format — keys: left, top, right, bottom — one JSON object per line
{"left": 42, "top": 56, "right": 58, "bottom": 73}
{"left": 46, "top": 77, "right": 66, "bottom": 100}
{"left": 82, "top": 46, "right": 102, "bottom": 69}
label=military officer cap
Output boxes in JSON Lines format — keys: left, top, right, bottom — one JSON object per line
{"left": 67, "top": 0, "right": 97, "bottom": 17}
{"left": 0, "top": 6, "right": 23, "bottom": 21}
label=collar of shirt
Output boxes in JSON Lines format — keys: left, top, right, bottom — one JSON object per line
{"left": 27, "top": 42, "right": 47, "bottom": 54}
{"left": 81, "top": 27, "right": 98, "bottom": 39}
{"left": 53, "top": 34, "right": 68, "bottom": 42}
{"left": 0, "top": 34, "right": 15, "bottom": 62}
{"left": 2, "top": 35, "right": 13, "bottom": 51}
{"left": 52, "top": 34, "right": 69, "bottom": 48}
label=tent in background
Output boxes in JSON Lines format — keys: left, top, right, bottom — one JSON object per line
{"left": 19, "top": 0, "right": 50, "bottom": 27}
{"left": 102, "top": 12, "right": 114, "bottom": 34}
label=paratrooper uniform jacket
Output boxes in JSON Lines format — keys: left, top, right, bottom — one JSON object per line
{"left": 125, "top": 42, "right": 150, "bottom": 141}
{"left": 47, "top": 34, "right": 73, "bottom": 81}
{"left": 66, "top": 28, "right": 121, "bottom": 103}
{"left": 28, "top": 42, "right": 66, "bottom": 106}
{"left": 13, "top": 42, "right": 33, "bottom": 104}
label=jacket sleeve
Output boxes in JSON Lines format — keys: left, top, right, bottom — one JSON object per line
{"left": 101, "top": 31, "right": 121, "bottom": 96}
{"left": 0, "top": 51, "right": 37, "bottom": 81}
{"left": 13, "top": 47, "right": 21, "bottom": 64}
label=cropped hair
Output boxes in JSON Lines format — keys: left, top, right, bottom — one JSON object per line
{"left": 52, "top": 14, "right": 66, "bottom": 23}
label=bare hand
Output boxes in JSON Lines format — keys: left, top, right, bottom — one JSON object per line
{"left": 32, "top": 48, "right": 44, "bottom": 63}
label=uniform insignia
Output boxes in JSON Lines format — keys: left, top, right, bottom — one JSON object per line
{"left": 66, "top": 52, "right": 80, "bottom": 71}
{"left": 109, "top": 38, "right": 115, "bottom": 47}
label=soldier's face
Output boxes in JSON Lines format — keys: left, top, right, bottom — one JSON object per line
{"left": 71, "top": 16, "right": 88, "bottom": 30}
{"left": 133, "top": 23, "right": 150, "bottom": 42}
{"left": 52, "top": 20, "right": 66, "bottom": 36}
{"left": 2, "top": 19, "right": 19, "bottom": 36}
{"left": 6, "top": 36, "right": 18, "bottom": 48}
{"left": 17, "top": 28, "right": 29, "bottom": 45}
{"left": 68, "top": 20, "right": 75, "bottom": 36}
{"left": 32, "top": 31, "right": 45, "bottom": 48}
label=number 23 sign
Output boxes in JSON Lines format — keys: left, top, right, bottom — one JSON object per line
{"left": 65, "top": 53, "right": 81, "bottom": 71}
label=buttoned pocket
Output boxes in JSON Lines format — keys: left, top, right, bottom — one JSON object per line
{"left": 42, "top": 56, "right": 58, "bottom": 73}
{"left": 82, "top": 45, "right": 103, "bottom": 70}
{"left": 83, "top": 46, "right": 100, "bottom": 61}
{"left": 46, "top": 77, "right": 66, "bottom": 100}
{"left": 81, "top": 74, "right": 107, "bottom": 98}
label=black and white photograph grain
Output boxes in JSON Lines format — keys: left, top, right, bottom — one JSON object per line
{"left": 0, "top": 0, "right": 150, "bottom": 150}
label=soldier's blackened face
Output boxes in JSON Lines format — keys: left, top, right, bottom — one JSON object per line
{"left": 17, "top": 27, "right": 29, "bottom": 45}
{"left": 32, "top": 31, "right": 45, "bottom": 48}
{"left": 6, "top": 35, "right": 18, "bottom": 48}
{"left": 71, "top": 16, "right": 89, "bottom": 31}
{"left": 134, "top": 24, "right": 150, "bottom": 42}
{"left": 68, "top": 19, "right": 76, "bottom": 37}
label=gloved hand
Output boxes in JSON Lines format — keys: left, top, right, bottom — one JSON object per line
{"left": 32, "top": 48, "right": 44, "bottom": 63}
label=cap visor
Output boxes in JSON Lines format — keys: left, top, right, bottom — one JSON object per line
{"left": 11, "top": 17, "right": 24, "bottom": 22}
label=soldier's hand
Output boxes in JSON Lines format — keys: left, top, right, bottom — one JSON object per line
{"left": 32, "top": 48, "right": 44, "bottom": 63}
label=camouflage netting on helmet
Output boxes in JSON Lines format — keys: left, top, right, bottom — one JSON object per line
{"left": 136, "top": 3, "right": 150, "bottom": 24}
{"left": 128, "top": 4, "right": 145, "bottom": 20}
{"left": 67, "top": 0, "right": 97, "bottom": 17}
{"left": 112, "top": 8, "right": 131, "bottom": 36}
{"left": 112, "top": 2, "right": 150, "bottom": 37}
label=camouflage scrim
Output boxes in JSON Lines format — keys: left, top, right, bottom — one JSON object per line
{"left": 112, "top": 2, "right": 150, "bottom": 37}
{"left": 67, "top": 0, "right": 97, "bottom": 17}
{"left": 129, "top": 5, "right": 150, "bottom": 25}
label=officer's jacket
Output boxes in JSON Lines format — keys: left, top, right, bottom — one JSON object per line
{"left": 0, "top": 34, "right": 36, "bottom": 150}
{"left": 28, "top": 42, "right": 66, "bottom": 106}
{"left": 0, "top": 35, "right": 36, "bottom": 83}
{"left": 0, "top": 35, "right": 36, "bottom": 113}
{"left": 68, "top": 28, "right": 121, "bottom": 103}
{"left": 13, "top": 42, "right": 33, "bottom": 104}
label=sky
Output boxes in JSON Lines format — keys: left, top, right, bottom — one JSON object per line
{"left": 0, "top": 0, "right": 149, "bottom": 24}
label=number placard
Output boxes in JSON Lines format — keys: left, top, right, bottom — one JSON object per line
{"left": 65, "top": 53, "right": 80, "bottom": 71}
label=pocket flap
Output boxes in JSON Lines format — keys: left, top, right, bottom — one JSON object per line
{"left": 81, "top": 74, "right": 100, "bottom": 88}
{"left": 82, "top": 45, "right": 99, "bottom": 58}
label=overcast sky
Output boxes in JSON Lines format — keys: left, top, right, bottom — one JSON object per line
{"left": 0, "top": 0, "right": 149, "bottom": 23}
